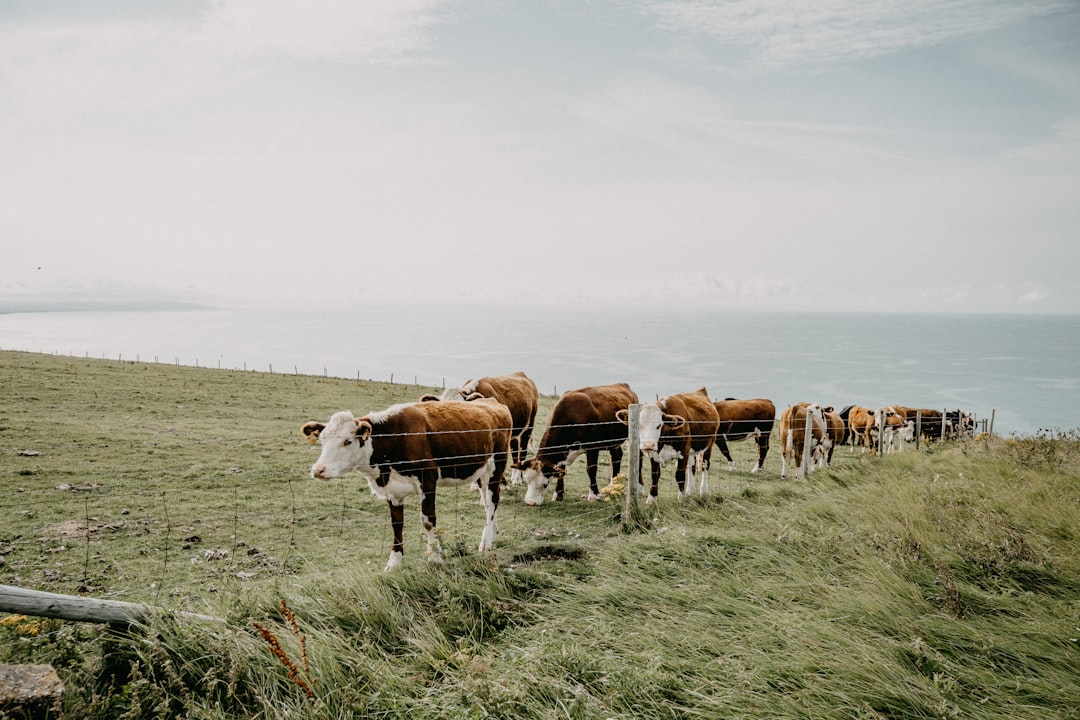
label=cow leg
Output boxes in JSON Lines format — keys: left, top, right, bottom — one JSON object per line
{"left": 697, "top": 448, "right": 710, "bottom": 496}
{"left": 585, "top": 449, "right": 602, "bottom": 501}
{"left": 511, "top": 425, "right": 534, "bottom": 485}
{"left": 675, "top": 456, "right": 689, "bottom": 501}
{"left": 647, "top": 458, "right": 661, "bottom": 505}
{"left": 386, "top": 499, "right": 406, "bottom": 571}
{"left": 780, "top": 431, "right": 791, "bottom": 479}
{"left": 609, "top": 445, "right": 624, "bottom": 480}
{"left": 420, "top": 480, "right": 443, "bottom": 564}
{"left": 716, "top": 436, "right": 736, "bottom": 471}
{"left": 479, "top": 466, "right": 500, "bottom": 553}
{"left": 753, "top": 430, "right": 769, "bottom": 473}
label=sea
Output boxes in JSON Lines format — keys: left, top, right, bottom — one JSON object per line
{"left": 1, "top": 305, "right": 1077, "bottom": 436}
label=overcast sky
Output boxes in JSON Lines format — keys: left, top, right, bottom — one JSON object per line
{"left": 2, "top": 0, "right": 1078, "bottom": 313}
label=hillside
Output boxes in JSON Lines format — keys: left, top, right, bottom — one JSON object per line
{"left": 1, "top": 350, "right": 1078, "bottom": 719}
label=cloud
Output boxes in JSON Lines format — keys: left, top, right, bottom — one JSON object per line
{"left": 196, "top": 0, "right": 447, "bottom": 61}
{"left": 642, "top": 0, "right": 1074, "bottom": 66}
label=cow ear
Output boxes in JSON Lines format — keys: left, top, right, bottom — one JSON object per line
{"left": 354, "top": 419, "right": 373, "bottom": 442}
{"left": 615, "top": 409, "right": 629, "bottom": 425}
{"left": 664, "top": 413, "right": 686, "bottom": 429}
{"left": 464, "top": 391, "right": 485, "bottom": 401}
{"left": 823, "top": 406, "right": 834, "bottom": 413}
{"left": 420, "top": 394, "right": 440, "bottom": 402}
{"left": 301, "top": 422, "right": 325, "bottom": 443}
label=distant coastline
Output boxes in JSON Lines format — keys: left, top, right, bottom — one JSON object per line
{"left": 0, "top": 300, "right": 210, "bottom": 315}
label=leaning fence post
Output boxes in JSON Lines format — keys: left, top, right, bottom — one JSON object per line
{"left": 941, "top": 409, "right": 947, "bottom": 442}
{"left": 988, "top": 409, "right": 995, "bottom": 438}
{"left": 915, "top": 410, "right": 922, "bottom": 451}
{"left": 623, "top": 404, "right": 641, "bottom": 526}
{"left": 801, "top": 408, "right": 814, "bottom": 479}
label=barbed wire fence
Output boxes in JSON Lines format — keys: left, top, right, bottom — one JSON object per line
{"left": 1, "top": 404, "right": 987, "bottom": 620}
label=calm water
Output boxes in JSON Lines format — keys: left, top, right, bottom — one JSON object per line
{"left": 2, "top": 306, "right": 1077, "bottom": 436}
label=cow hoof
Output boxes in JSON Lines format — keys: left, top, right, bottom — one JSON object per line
{"left": 750, "top": 465, "right": 761, "bottom": 474}
{"left": 645, "top": 495, "right": 657, "bottom": 506}
{"left": 728, "top": 462, "right": 737, "bottom": 472}
{"left": 384, "top": 551, "right": 404, "bottom": 572}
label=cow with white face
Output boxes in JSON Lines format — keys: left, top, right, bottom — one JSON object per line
{"left": 880, "top": 406, "right": 915, "bottom": 453}
{"left": 618, "top": 388, "right": 719, "bottom": 504}
{"left": 521, "top": 383, "right": 638, "bottom": 505}
{"left": 301, "top": 399, "right": 511, "bottom": 571}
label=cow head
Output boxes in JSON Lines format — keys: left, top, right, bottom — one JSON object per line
{"left": 617, "top": 404, "right": 686, "bottom": 459}
{"left": 521, "top": 457, "right": 565, "bottom": 506}
{"left": 302, "top": 410, "right": 374, "bottom": 480}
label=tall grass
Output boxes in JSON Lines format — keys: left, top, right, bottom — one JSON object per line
{"left": 2, "top": 351, "right": 1078, "bottom": 718}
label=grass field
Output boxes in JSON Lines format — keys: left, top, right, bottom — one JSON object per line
{"left": 1, "top": 350, "right": 1078, "bottom": 719}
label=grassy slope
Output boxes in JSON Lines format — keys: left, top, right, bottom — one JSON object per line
{"left": 1, "top": 351, "right": 1078, "bottom": 719}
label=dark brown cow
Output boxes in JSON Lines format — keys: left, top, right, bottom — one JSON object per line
{"left": 712, "top": 398, "right": 776, "bottom": 473}
{"left": 779, "top": 402, "right": 825, "bottom": 479}
{"left": 521, "top": 383, "right": 639, "bottom": 505}
{"left": 421, "top": 372, "right": 538, "bottom": 483}
{"left": 302, "top": 399, "right": 512, "bottom": 570}
{"left": 618, "top": 388, "right": 720, "bottom": 504}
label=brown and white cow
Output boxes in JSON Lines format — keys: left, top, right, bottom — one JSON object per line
{"left": 617, "top": 388, "right": 719, "bottom": 504}
{"left": 779, "top": 402, "right": 826, "bottom": 479}
{"left": 302, "top": 399, "right": 512, "bottom": 571}
{"left": 521, "top": 383, "right": 639, "bottom": 505}
{"left": 847, "top": 405, "right": 878, "bottom": 453}
{"left": 821, "top": 406, "right": 845, "bottom": 466}
{"left": 880, "top": 406, "right": 915, "bottom": 453}
{"left": 421, "top": 371, "right": 538, "bottom": 484}
{"left": 712, "top": 398, "right": 776, "bottom": 473}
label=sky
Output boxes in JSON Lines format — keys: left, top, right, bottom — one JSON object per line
{"left": 2, "top": 0, "right": 1079, "bottom": 314}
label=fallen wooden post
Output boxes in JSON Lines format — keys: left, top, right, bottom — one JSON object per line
{"left": 0, "top": 584, "right": 221, "bottom": 626}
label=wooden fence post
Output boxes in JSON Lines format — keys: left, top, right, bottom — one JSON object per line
{"left": 623, "top": 404, "right": 641, "bottom": 527}
{"left": 915, "top": 410, "right": 922, "bottom": 451}
{"left": 800, "top": 408, "right": 814, "bottom": 479}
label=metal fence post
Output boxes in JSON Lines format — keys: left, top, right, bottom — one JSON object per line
{"left": 801, "top": 408, "right": 814, "bottom": 479}
{"left": 623, "top": 404, "right": 641, "bottom": 525}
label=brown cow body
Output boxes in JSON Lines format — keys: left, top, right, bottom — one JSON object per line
{"left": 522, "top": 383, "right": 639, "bottom": 505}
{"left": 422, "top": 372, "right": 538, "bottom": 483}
{"left": 779, "top": 402, "right": 826, "bottom": 479}
{"left": 847, "top": 405, "right": 878, "bottom": 452}
{"left": 821, "top": 406, "right": 845, "bottom": 465}
{"left": 302, "top": 399, "right": 512, "bottom": 570}
{"left": 712, "top": 398, "right": 776, "bottom": 473}
{"left": 619, "top": 388, "right": 719, "bottom": 503}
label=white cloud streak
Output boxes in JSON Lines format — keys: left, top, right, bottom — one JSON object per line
{"left": 643, "top": 0, "right": 1074, "bottom": 65}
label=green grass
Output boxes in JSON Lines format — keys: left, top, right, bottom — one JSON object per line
{"left": 2, "top": 351, "right": 1078, "bottom": 719}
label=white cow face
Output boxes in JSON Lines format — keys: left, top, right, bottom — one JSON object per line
{"left": 302, "top": 410, "right": 373, "bottom": 479}
{"left": 522, "top": 459, "right": 563, "bottom": 506}
{"left": 618, "top": 404, "right": 686, "bottom": 459}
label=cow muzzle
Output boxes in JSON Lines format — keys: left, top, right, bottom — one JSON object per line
{"left": 311, "top": 463, "right": 333, "bottom": 480}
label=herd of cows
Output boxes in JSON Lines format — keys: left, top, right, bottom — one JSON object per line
{"left": 300, "top": 372, "right": 975, "bottom": 570}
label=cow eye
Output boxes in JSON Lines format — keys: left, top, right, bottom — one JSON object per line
{"left": 343, "top": 439, "right": 352, "bottom": 446}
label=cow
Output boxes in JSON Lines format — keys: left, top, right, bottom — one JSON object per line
{"left": 617, "top": 388, "right": 720, "bottom": 504}
{"left": 837, "top": 405, "right": 855, "bottom": 446}
{"left": 421, "top": 372, "right": 538, "bottom": 484}
{"left": 521, "top": 383, "right": 639, "bottom": 506}
{"left": 712, "top": 398, "right": 776, "bottom": 473}
{"left": 779, "top": 402, "right": 826, "bottom": 479}
{"left": 946, "top": 409, "right": 975, "bottom": 439}
{"left": 301, "top": 399, "right": 512, "bottom": 571}
{"left": 821, "top": 406, "right": 845, "bottom": 466}
{"left": 847, "top": 405, "right": 879, "bottom": 453}
{"left": 880, "top": 406, "right": 915, "bottom": 453}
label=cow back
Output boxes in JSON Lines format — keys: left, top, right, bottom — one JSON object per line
{"left": 660, "top": 388, "right": 719, "bottom": 450}
{"left": 541, "top": 383, "right": 639, "bottom": 450}
{"left": 366, "top": 401, "right": 511, "bottom": 480}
